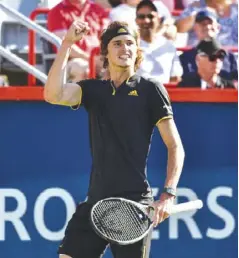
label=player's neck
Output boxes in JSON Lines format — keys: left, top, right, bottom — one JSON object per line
{"left": 109, "top": 67, "right": 135, "bottom": 88}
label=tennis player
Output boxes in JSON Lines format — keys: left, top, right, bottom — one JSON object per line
{"left": 44, "top": 20, "right": 185, "bottom": 258}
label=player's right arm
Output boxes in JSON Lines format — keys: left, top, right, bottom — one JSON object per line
{"left": 44, "top": 20, "right": 90, "bottom": 106}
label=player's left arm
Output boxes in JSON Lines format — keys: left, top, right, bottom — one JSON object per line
{"left": 148, "top": 80, "right": 185, "bottom": 190}
{"left": 147, "top": 80, "right": 185, "bottom": 226}
{"left": 152, "top": 118, "right": 185, "bottom": 226}
{"left": 157, "top": 118, "right": 185, "bottom": 191}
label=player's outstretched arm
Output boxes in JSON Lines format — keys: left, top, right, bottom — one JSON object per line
{"left": 44, "top": 20, "right": 90, "bottom": 106}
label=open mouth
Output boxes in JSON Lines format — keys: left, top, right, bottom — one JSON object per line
{"left": 119, "top": 54, "right": 131, "bottom": 60}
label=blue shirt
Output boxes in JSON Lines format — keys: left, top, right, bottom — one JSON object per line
{"left": 179, "top": 48, "right": 238, "bottom": 81}
{"left": 178, "top": 4, "right": 238, "bottom": 46}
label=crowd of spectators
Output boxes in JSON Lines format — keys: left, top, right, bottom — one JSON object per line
{"left": 44, "top": 0, "right": 238, "bottom": 89}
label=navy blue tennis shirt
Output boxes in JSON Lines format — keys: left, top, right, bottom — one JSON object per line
{"left": 76, "top": 75, "right": 173, "bottom": 204}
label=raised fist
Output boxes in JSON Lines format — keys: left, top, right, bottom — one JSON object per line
{"left": 63, "top": 20, "right": 90, "bottom": 44}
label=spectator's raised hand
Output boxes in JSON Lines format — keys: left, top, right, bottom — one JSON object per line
{"left": 160, "top": 18, "right": 178, "bottom": 41}
{"left": 63, "top": 20, "right": 90, "bottom": 45}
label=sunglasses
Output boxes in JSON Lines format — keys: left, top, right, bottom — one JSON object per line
{"left": 208, "top": 53, "right": 225, "bottom": 62}
{"left": 199, "top": 52, "right": 225, "bottom": 62}
{"left": 136, "top": 13, "right": 156, "bottom": 20}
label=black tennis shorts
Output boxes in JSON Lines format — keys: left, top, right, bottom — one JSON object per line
{"left": 58, "top": 201, "right": 152, "bottom": 258}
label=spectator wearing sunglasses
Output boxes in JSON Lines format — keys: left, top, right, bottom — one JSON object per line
{"left": 109, "top": 0, "right": 171, "bottom": 29}
{"left": 135, "top": 0, "right": 182, "bottom": 83}
{"left": 178, "top": 39, "right": 236, "bottom": 88}
{"left": 179, "top": 10, "right": 238, "bottom": 81}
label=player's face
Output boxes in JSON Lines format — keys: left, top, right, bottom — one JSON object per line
{"left": 194, "top": 19, "right": 219, "bottom": 40}
{"left": 107, "top": 35, "right": 138, "bottom": 69}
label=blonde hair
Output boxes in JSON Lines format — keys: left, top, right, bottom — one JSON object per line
{"left": 100, "top": 21, "right": 143, "bottom": 71}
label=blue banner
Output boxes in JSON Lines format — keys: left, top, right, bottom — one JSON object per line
{"left": 0, "top": 102, "right": 237, "bottom": 258}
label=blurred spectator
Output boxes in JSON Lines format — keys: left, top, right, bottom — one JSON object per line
{"left": 174, "top": 0, "right": 197, "bottom": 9}
{"left": 135, "top": 0, "right": 183, "bottom": 83}
{"left": 175, "top": 0, "right": 238, "bottom": 46}
{"left": 178, "top": 39, "right": 237, "bottom": 88}
{"left": 175, "top": 0, "right": 185, "bottom": 9}
{"left": 159, "top": 0, "right": 175, "bottom": 12}
{"left": 181, "top": 0, "right": 195, "bottom": 8}
{"left": 95, "top": 0, "right": 112, "bottom": 8}
{"left": 108, "top": 0, "right": 122, "bottom": 7}
{"left": 179, "top": 10, "right": 238, "bottom": 80}
{"left": 158, "top": 15, "right": 178, "bottom": 42}
{"left": 109, "top": 0, "right": 171, "bottom": 28}
{"left": 47, "top": 0, "right": 109, "bottom": 81}
{"left": 0, "top": 75, "right": 9, "bottom": 87}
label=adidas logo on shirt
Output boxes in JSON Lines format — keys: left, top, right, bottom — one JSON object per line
{"left": 128, "top": 90, "right": 138, "bottom": 96}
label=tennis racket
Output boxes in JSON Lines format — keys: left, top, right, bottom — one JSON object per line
{"left": 90, "top": 197, "right": 203, "bottom": 245}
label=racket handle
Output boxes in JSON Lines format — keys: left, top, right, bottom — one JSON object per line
{"left": 170, "top": 200, "right": 203, "bottom": 214}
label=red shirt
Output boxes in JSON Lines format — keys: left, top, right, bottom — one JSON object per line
{"left": 47, "top": 0, "right": 109, "bottom": 53}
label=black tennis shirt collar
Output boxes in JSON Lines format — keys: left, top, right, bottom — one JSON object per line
{"left": 126, "top": 74, "right": 141, "bottom": 87}
{"left": 110, "top": 74, "right": 141, "bottom": 89}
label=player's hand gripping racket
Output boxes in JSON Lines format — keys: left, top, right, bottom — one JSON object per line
{"left": 90, "top": 197, "right": 203, "bottom": 245}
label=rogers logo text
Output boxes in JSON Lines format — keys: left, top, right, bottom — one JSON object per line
{"left": 0, "top": 187, "right": 235, "bottom": 241}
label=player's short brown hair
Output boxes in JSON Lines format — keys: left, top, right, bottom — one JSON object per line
{"left": 100, "top": 21, "right": 143, "bottom": 71}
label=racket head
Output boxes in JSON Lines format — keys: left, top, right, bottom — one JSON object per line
{"left": 90, "top": 197, "right": 153, "bottom": 245}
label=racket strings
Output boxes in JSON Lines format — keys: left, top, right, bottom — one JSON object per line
{"left": 92, "top": 200, "right": 151, "bottom": 241}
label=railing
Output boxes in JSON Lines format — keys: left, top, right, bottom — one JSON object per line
{"left": 0, "top": 45, "right": 47, "bottom": 83}
{"left": 89, "top": 47, "right": 100, "bottom": 78}
{"left": 0, "top": 3, "right": 61, "bottom": 85}
{"left": 89, "top": 47, "right": 99, "bottom": 79}
{"left": 28, "top": 8, "right": 51, "bottom": 86}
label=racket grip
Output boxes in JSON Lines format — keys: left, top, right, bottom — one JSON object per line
{"left": 147, "top": 206, "right": 155, "bottom": 220}
{"left": 170, "top": 200, "right": 203, "bottom": 214}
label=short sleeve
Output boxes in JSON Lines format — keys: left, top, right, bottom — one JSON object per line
{"left": 71, "top": 79, "right": 95, "bottom": 110}
{"left": 147, "top": 80, "right": 173, "bottom": 125}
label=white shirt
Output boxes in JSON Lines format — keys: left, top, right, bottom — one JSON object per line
{"left": 109, "top": 4, "right": 137, "bottom": 26}
{"left": 109, "top": 1, "right": 171, "bottom": 27}
{"left": 201, "top": 79, "right": 208, "bottom": 90}
{"left": 137, "top": 35, "right": 183, "bottom": 83}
